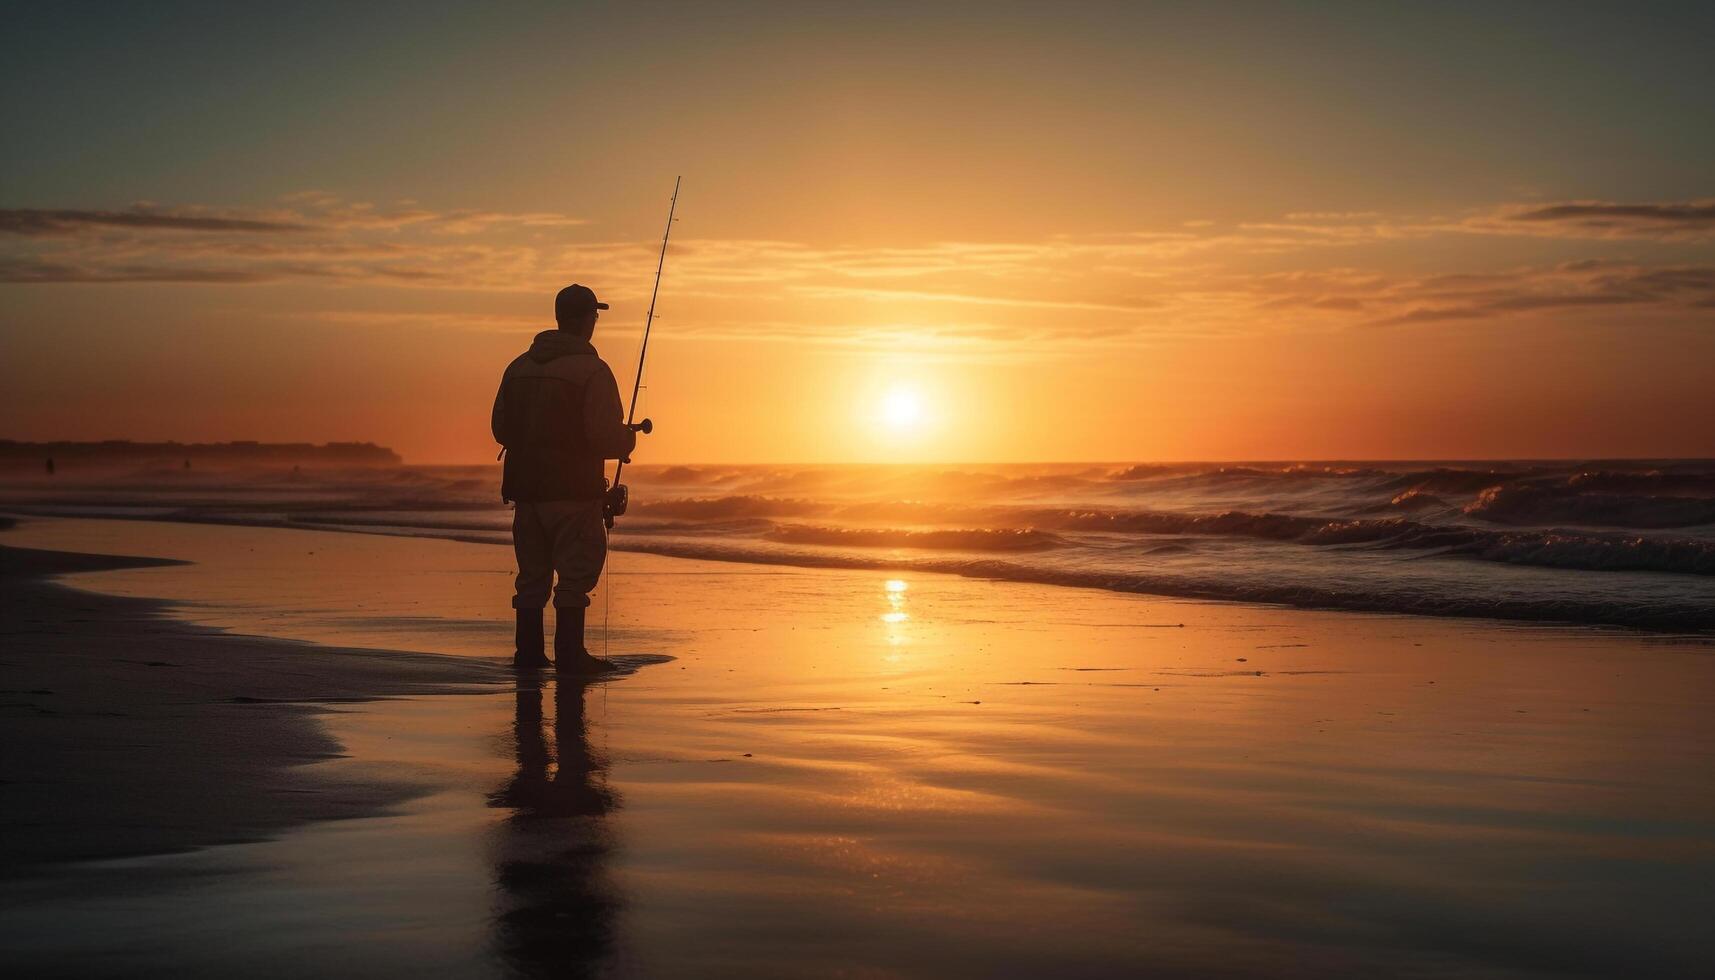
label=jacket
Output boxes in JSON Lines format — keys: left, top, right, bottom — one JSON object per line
{"left": 492, "top": 330, "right": 637, "bottom": 502}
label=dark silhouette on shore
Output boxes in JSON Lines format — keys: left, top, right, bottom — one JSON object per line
{"left": 492, "top": 284, "right": 637, "bottom": 673}
{"left": 486, "top": 677, "right": 620, "bottom": 977}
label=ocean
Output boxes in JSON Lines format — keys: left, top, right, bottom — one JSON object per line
{"left": 4, "top": 459, "right": 1712, "bottom": 631}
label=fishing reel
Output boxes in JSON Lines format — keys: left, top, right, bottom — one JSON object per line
{"left": 603, "top": 483, "right": 628, "bottom": 528}
{"left": 603, "top": 417, "right": 653, "bottom": 529}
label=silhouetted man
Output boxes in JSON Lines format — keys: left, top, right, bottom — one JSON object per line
{"left": 493, "top": 284, "right": 636, "bottom": 672}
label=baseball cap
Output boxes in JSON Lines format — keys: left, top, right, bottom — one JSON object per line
{"left": 555, "top": 283, "right": 609, "bottom": 321}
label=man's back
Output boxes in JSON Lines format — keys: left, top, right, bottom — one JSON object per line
{"left": 493, "top": 330, "right": 634, "bottom": 502}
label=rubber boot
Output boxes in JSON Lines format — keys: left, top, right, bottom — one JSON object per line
{"left": 514, "top": 608, "right": 552, "bottom": 670}
{"left": 555, "top": 605, "right": 617, "bottom": 677}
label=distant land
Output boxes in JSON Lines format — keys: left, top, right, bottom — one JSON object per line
{"left": 0, "top": 440, "right": 402, "bottom": 471}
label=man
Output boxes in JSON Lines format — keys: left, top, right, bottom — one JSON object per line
{"left": 492, "top": 284, "right": 637, "bottom": 672}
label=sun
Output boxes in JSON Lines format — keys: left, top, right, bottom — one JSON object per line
{"left": 880, "top": 387, "right": 924, "bottom": 430}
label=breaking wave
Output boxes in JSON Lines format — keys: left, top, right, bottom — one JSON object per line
{"left": 7, "top": 457, "right": 1712, "bottom": 631}
{"left": 1465, "top": 481, "right": 1715, "bottom": 528}
{"left": 626, "top": 496, "right": 1715, "bottom": 575}
{"left": 606, "top": 539, "right": 1712, "bottom": 633}
{"left": 764, "top": 524, "right": 1066, "bottom": 552}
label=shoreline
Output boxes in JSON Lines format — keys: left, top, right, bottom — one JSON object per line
{"left": 4, "top": 506, "right": 1708, "bottom": 634}
{"left": 0, "top": 539, "right": 508, "bottom": 874}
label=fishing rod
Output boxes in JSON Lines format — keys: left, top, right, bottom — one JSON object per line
{"left": 604, "top": 176, "right": 680, "bottom": 529}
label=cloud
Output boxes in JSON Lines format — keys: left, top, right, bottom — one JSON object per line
{"left": 4, "top": 193, "right": 1712, "bottom": 353}
{"left": 0, "top": 198, "right": 586, "bottom": 238}
{"left": 789, "top": 284, "right": 1160, "bottom": 315}
{"left": 0, "top": 196, "right": 591, "bottom": 288}
{"left": 1239, "top": 199, "right": 1715, "bottom": 244}
{"left": 1284, "top": 211, "right": 1382, "bottom": 221}
{"left": 0, "top": 257, "right": 275, "bottom": 283}
{"left": 0, "top": 207, "right": 312, "bottom": 236}
{"left": 0, "top": 258, "right": 452, "bottom": 284}
{"left": 1369, "top": 263, "right": 1715, "bottom": 326}
{"left": 1461, "top": 200, "right": 1715, "bottom": 242}
{"left": 1510, "top": 201, "right": 1715, "bottom": 229}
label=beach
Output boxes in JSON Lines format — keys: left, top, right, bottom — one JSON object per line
{"left": 4, "top": 515, "right": 1715, "bottom": 978}
{"left": 8, "top": 2, "right": 1715, "bottom": 976}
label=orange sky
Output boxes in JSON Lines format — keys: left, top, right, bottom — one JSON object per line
{"left": 3, "top": 3, "right": 1713, "bottom": 462}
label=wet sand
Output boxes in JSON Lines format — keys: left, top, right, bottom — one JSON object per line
{"left": 3, "top": 516, "right": 1715, "bottom": 978}
{"left": 0, "top": 539, "right": 507, "bottom": 871}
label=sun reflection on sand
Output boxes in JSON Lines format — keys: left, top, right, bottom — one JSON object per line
{"left": 881, "top": 577, "right": 911, "bottom": 657}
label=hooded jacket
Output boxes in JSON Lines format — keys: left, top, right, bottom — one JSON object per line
{"left": 492, "top": 330, "right": 637, "bottom": 502}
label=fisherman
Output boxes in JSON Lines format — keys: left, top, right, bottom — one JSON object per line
{"left": 492, "top": 284, "right": 637, "bottom": 672}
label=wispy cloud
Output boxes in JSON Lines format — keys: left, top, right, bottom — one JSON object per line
{"left": 0, "top": 257, "right": 276, "bottom": 283}
{"left": 1227, "top": 199, "right": 1715, "bottom": 245}
{"left": 0, "top": 198, "right": 586, "bottom": 240}
{"left": 790, "top": 284, "right": 1160, "bottom": 315}
{"left": 1452, "top": 200, "right": 1715, "bottom": 242}
{"left": 0, "top": 207, "right": 312, "bottom": 235}
{"left": 1505, "top": 200, "right": 1715, "bottom": 236}
{"left": 1369, "top": 262, "right": 1715, "bottom": 325}
{"left": 3, "top": 194, "right": 1712, "bottom": 351}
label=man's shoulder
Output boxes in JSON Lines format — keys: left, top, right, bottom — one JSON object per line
{"left": 575, "top": 346, "right": 617, "bottom": 376}
{"left": 515, "top": 350, "right": 611, "bottom": 383}
{"left": 499, "top": 351, "right": 534, "bottom": 377}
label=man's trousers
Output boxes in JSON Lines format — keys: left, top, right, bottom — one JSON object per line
{"left": 511, "top": 499, "right": 607, "bottom": 609}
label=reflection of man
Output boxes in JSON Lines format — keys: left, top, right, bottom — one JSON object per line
{"left": 493, "top": 284, "right": 637, "bottom": 672}
{"left": 487, "top": 678, "right": 620, "bottom": 975}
